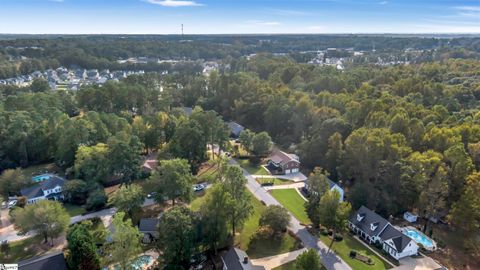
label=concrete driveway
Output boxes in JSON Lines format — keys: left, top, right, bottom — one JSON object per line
{"left": 394, "top": 256, "right": 444, "bottom": 270}
{"left": 252, "top": 172, "right": 307, "bottom": 182}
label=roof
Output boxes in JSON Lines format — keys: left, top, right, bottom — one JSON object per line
{"left": 21, "top": 176, "right": 65, "bottom": 199}
{"left": 182, "top": 107, "right": 193, "bottom": 116}
{"left": 228, "top": 121, "right": 245, "bottom": 137}
{"left": 349, "top": 205, "right": 389, "bottom": 238}
{"left": 139, "top": 218, "right": 159, "bottom": 232}
{"left": 379, "top": 224, "right": 414, "bottom": 252}
{"left": 19, "top": 251, "right": 68, "bottom": 270}
{"left": 328, "top": 179, "right": 339, "bottom": 189}
{"left": 268, "top": 150, "right": 300, "bottom": 166}
{"left": 222, "top": 248, "right": 265, "bottom": 270}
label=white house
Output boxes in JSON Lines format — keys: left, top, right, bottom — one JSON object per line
{"left": 349, "top": 206, "right": 418, "bottom": 260}
{"left": 20, "top": 176, "right": 66, "bottom": 204}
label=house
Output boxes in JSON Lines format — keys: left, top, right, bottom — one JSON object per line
{"left": 19, "top": 251, "right": 68, "bottom": 270}
{"left": 403, "top": 212, "right": 418, "bottom": 223}
{"left": 349, "top": 206, "right": 418, "bottom": 260}
{"left": 20, "top": 175, "right": 66, "bottom": 204}
{"left": 221, "top": 248, "right": 265, "bottom": 270}
{"left": 266, "top": 150, "right": 300, "bottom": 175}
{"left": 304, "top": 178, "right": 344, "bottom": 202}
{"left": 139, "top": 218, "right": 159, "bottom": 243}
{"left": 227, "top": 121, "right": 245, "bottom": 138}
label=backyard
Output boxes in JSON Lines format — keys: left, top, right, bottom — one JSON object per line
{"left": 270, "top": 189, "right": 311, "bottom": 224}
{"left": 236, "top": 159, "right": 270, "bottom": 175}
{"left": 22, "top": 163, "right": 64, "bottom": 178}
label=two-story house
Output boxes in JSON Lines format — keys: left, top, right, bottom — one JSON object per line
{"left": 266, "top": 150, "right": 300, "bottom": 175}
{"left": 21, "top": 176, "right": 66, "bottom": 204}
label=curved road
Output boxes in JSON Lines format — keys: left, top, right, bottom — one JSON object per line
{"left": 230, "top": 159, "right": 352, "bottom": 270}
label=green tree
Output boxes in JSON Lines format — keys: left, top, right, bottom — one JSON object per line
{"left": 30, "top": 78, "right": 50, "bottom": 92}
{"left": 325, "top": 132, "right": 343, "bottom": 181}
{"left": 74, "top": 143, "right": 110, "bottom": 183}
{"left": 296, "top": 249, "right": 322, "bottom": 270}
{"left": 200, "top": 184, "right": 232, "bottom": 254}
{"left": 305, "top": 168, "right": 330, "bottom": 228}
{"left": 86, "top": 188, "right": 108, "bottom": 211}
{"left": 158, "top": 206, "right": 196, "bottom": 268}
{"left": 109, "top": 184, "right": 144, "bottom": 218}
{"left": 259, "top": 205, "right": 291, "bottom": 236}
{"left": 169, "top": 119, "right": 207, "bottom": 173}
{"left": 252, "top": 131, "right": 273, "bottom": 157}
{"left": 444, "top": 143, "right": 474, "bottom": 203}
{"left": 107, "top": 212, "right": 142, "bottom": 270}
{"left": 318, "top": 190, "right": 351, "bottom": 252}
{"left": 67, "top": 224, "right": 101, "bottom": 270}
{"left": 13, "top": 200, "right": 70, "bottom": 245}
{"left": 107, "top": 132, "right": 143, "bottom": 183}
{"left": 191, "top": 109, "right": 229, "bottom": 160}
{"left": 0, "top": 168, "right": 29, "bottom": 203}
{"left": 63, "top": 179, "right": 89, "bottom": 205}
{"left": 239, "top": 129, "right": 254, "bottom": 152}
{"left": 221, "top": 165, "right": 253, "bottom": 236}
{"left": 147, "top": 158, "right": 194, "bottom": 205}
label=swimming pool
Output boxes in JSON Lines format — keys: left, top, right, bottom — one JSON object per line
{"left": 403, "top": 228, "right": 436, "bottom": 250}
{"left": 32, "top": 174, "right": 53, "bottom": 183}
{"left": 103, "top": 255, "right": 153, "bottom": 270}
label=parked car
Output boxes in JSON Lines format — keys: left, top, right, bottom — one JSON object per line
{"left": 147, "top": 192, "right": 157, "bottom": 198}
{"left": 193, "top": 184, "right": 205, "bottom": 192}
{"left": 8, "top": 200, "right": 17, "bottom": 209}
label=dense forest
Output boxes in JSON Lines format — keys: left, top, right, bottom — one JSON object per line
{"left": 1, "top": 35, "right": 480, "bottom": 255}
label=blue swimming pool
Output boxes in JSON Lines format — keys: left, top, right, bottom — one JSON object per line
{"left": 32, "top": 174, "right": 53, "bottom": 183}
{"left": 404, "top": 228, "right": 435, "bottom": 249}
{"left": 102, "top": 255, "right": 153, "bottom": 270}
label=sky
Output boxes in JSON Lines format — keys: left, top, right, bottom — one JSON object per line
{"left": 0, "top": 0, "right": 479, "bottom": 34}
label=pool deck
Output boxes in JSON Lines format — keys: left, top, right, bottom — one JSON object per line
{"left": 401, "top": 226, "right": 437, "bottom": 251}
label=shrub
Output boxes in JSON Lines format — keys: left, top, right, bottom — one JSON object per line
{"left": 334, "top": 234, "right": 343, "bottom": 242}
{"left": 320, "top": 227, "right": 329, "bottom": 236}
{"left": 349, "top": 250, "right": 357, "bottom": 258}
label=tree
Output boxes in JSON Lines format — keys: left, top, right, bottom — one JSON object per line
{"left": 252, "top": 132, "right": 273, "bottom": 157}
{"left": 296, "top": 249, "right": 322, "bottom": 270}
{"left": 444, "top": 143, "right": 474, "bottom": 203}
{"left": 325, "top": 132, "right": 343, "bottom": 181}
{"left": 67, "top": 224, "right": 101, "bottom": 270}
{"left": 191, "top": 109, "right": 229, "bottom": 160}
{"left": 30, "top": 78, "right": 50, "bottom": 92}
{"left": 74, "top": 143, "right": 110, "bottom": 183}
{"left": 169, "top": 119, "right": 207, "bottom": 173}
{"left": 200, "top": 184, "right": 232, "bottom": 254}
{"left": 63, "top": 179, "right": 89, "bottom": 205}
{"left": 239, "top": 129, "right": 254, "bottom": 152}
{"left": 221, "top": 165, "right": 253, "bottom": 236}
{"left": 418, "top": 165, "right": 448, "bottom": 233}
{"left": 147, "top": 158, "right": 194, "bottom": 205}
{"left": 158, "top": 206, "right": 196, "bottom": 268}
{"left": 305, "top": 168, "right": 330, "bottom": 228}
{"left": 0, "top": 168, "right": 29, "bottom": 203}
{"left": 318, "top": 190, "right": 351, "bottom": 252}
{"left": 109, "top": 184, "right": 144, "bottom": 218}
{"left": 13, "top": 200, "right": 70, "bottom": 245}
{"left": 259, "top": 205, "right": 291, "bottom": 236}
{"left": 0, "top": 241, "right": 10, "bottom": 259}
{"left": 86, "top": 188, "right": 108, "bottom": 211}
{"left": 107, "top": 212, "right": 142, "bottom": 270}
{"left": 107, "top": 132, "right": 144, "bottom": 183}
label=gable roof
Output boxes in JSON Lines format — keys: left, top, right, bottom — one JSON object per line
{"left": 268, "top": 150, "right": 300, "bottom": 166}
{"left": 139, "top": 218, "right": 159, "bottom": 232}
{"left": 19, "top": 251, "right": 68, "bottom": 270}
{"left": 228, "top": 121, "right": 245, "bottom": 137}
{"left": 379, "top": 224, "right": 414, "bottom": 252}
{"left": 349, "top": 205, "right": 389, "bottom": 238}
{"left": 222, "top": 248, "right": 265, "bottom": 270}
{"left": 21, "top": 176, "right": 66, "bottom": 199}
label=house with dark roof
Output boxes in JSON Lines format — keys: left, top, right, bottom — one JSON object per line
{"left": 349, "top": 206, "right": 418, "bottom": 260}
{"left": 19, "top": 251, "right": 68, "bottom": 270}
{"left": 304, "top": 178, "right": 344, "bottom": 202}
{"left": 266, "top": 150, "right": 300, "bottom": 175}
{"left": 227, "top": 121, "right": 245, "bottom": 138}
{"left": 138, "top": 218, "right": 159, "bottom": 243}
{"left": 20, "top": 175, "right": 66, "bottom": 204}
{"left": 221, "top": 247, "right": 265, "bottom": 270}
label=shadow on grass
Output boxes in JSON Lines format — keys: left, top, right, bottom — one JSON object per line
{"left": 246, "top": 228, "right": 301, "bottom": 259}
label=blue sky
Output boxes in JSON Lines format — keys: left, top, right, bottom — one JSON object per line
{"left": 0, "top": 0, "right": 479, "bottom": 34}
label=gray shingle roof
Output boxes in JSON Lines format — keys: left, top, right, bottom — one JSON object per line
{"left": 228, "top": 121, "right": 245, "bottom": 137}
{"left": 19, "top": 251, "right": 68, "bottom": 270}
{"left": 139, "top": 218, "right": 159, "bottom": 232}
{"left": 380, "top": 224, "right": 413, "bottom": 252}
{"left": 349, "top": 205, "right": 389, "bottom": 238}
{"left": 20, "top": 176, "right": 65, "bottom": 199}
{"left": 222, "top": 248, "right": 265, "bottom": 270}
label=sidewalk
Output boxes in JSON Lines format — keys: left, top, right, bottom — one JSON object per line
{"left": 252, "top": 172, "right": 307, "bottom": 182}
{"left": 251, "top": 248, "right": 307, "bottom": 270}
{"left": 263, "top": 182, "right": 306, "bottom": 191}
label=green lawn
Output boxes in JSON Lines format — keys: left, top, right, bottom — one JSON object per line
{"left": 196, "top": 166, "right": 219, "bottom": 183}
{"left": 237, "top": 193, "right": 301, "bottom": 259}
{"left": 319, "top": 234, "right": 391, "bottom": 270}
{"left": 64, "top": 203, "right": 87, "bottom": 217}
{"left": 256, "top": 178, "right": 293, "bottom": 186}
{"left": 236, "top": 159, "right": 270, "bottom": 175}
{"left": 22, "top": 163, "right": 64, "bottom": 178}
{"left": 189, "top": 188, "right": 211, "bottom": 211}
{"left": 0, "top": 235, "right": 48, "bottom": 262}
{"left": 270, "top": 189, "right": 311, "bottom": 225}
{"left": 272, "top": 261, "right": 297, "bottom": 270}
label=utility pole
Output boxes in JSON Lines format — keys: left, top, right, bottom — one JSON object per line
{"left": 181, "top": 24, "right": 184, "bottom": 37}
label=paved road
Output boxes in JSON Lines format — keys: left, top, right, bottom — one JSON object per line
{"left": 69, "top": 207, "right": 117, "bottom": 224}
{"left": 230, "top": 159, "right": 352, "bottom": 270}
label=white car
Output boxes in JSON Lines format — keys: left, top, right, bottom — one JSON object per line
{"left": 193, "top": 184, "right": 205, "bottom": 192}
{"left": 8, "top": 200, "right": 17, "bottom": 209}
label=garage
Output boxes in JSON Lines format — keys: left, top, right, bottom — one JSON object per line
{"left": 285, "top": 169, "right": 291, "bottom": 174}
{"left": 291, "top": 168, "right": 299, "bottom": 173}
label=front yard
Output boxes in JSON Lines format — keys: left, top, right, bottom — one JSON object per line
{"left": 64, "top": 203, "right": 87, "bottom": 217}
{"left": 270, "top": 189, "right": 311, "bottom": 225}
{"left": 256, "top": 178, "right": 294, "bottom": 186}
{"left": 236, "top": 159, "right": 270, "bottom": 175}
{"left": 0, "top": 235, "right": 63, "bottom": 263}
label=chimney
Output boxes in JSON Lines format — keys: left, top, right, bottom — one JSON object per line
{"left": 243, "top": 256, "right": 249, "bottom": 264}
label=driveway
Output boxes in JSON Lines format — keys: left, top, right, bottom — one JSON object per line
{"left": 393, "top": 256, "right": 444, "bottom": 270}
{"left": 69, "top": 207, "right": 117, "bottom": 224}
{"left": 230, "top": 159, "right": 352, "bottom": 270}
{"left": 251, "top": 248, "right": 307, "bottom": 270}
{"left": 252, "top": 172, "right": 307, "bottom": 182}
{"left": 263, "top": 182, "right": 306, "bottom": 191}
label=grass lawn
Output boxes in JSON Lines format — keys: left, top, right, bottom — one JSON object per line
{"left": 236, "top": 159, "right": 269, "bottom": 175}
{"left": 256, "top": 178, "right": 293, "bottom": 186}
{"left": 270, "top": 189, "right": 310, "bottom": 225}
{"left": 189, "top": 188, "right": 211, "bottom": 211}
{"left": 196, "top": 165, "right": 219, "bottom": 183}
{"left": 64, "top": 203, "right": 87, "bottom": 217}
{"left": 272, "top": 261, "right": 296, "bottom": 270}
{"left": 319, "top": 234, "right": 391, "bottom": 270}
{"left": 22, "top": 163, "right": 64, "bottom": 177}
{"left": 0, "top": 235, "right": 52, "bottom": 262}
{"left": 236, "top": 193, "right": 301, "bottom": 259}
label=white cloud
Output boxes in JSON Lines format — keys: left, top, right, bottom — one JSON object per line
{"left": 456, "top": 6, "right": 480, "bottom": 12}
{"left": 144, "top": 0, "right": 203, "bottom": 7}
{"left": 266, "top": 9, "right": 313, "bottom": 16}
{"left": 245, "top": 20, "right": 281, "bottom": 26}
{"left": 379, "top": 1, "right": 388, "bottom": 5}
